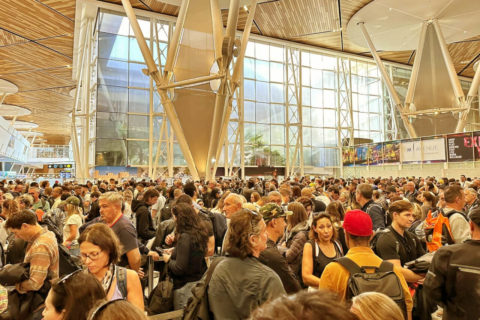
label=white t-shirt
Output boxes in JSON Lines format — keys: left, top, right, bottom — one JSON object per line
{"left": 63, "top": 214, "right": 83, "bottom": 243}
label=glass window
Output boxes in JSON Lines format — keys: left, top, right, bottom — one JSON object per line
{"left": 324, "top": 109, "right": 336, "bottom": 127}
{"left": 98, "top": 59, "right": 128, "bottom": 87}
{"left": 302, "top": 107, "right": 311, "bottom": 126}
{"left": 323, "top": 71, "right": 335, "bottom": 89}
{"left": 256, "top": 103, "right": 270, "bottom": 123}
{"left": 311, "top": 69, "right": 322, "bottom": 88}
{"left": 271, "top": 125, "right": 285, "bottom": 145}
{"left": 303, "top": 147, "right": 312, "bottom": 166}
{"left": 96, "top": 112, "right": 127, "bottom": 139}
{"left": 301, "top": 51, "right": 310, "bottom": 67}
{"left": 302, "top": 87, "right": 311, "bottom": 106}
{"left": 244, "top": 58, "right": 255, "bottom": 79}
{"left": 302, "top": 127, "right": 311, "bottom": 146}
{"left": 255, "top": 42, "right": 269, "bottom": 60}
{"left": 256, "top": 124, "right": 270, "bottom": 145}
{"left": 323, "top": 90, "right": 335, "bottom": 108}
{"left": 127, "top": 140, "right": 149, "bottom": 166}
{"left": 244, "top": 80, "right": 255, "bottom": 100}
{"left": 128, "top": 89, "right": 149, "bottom": 113}
{"left": 312, "top": 128, "right": 323, "bottom": 147}
{"left": 270, "top": 83, "right": 284, "bottom": 103}
{"left": 256, "top": 81, "right": 269, "bottom": 102}
{"left": 311, "top": 89, "right": 323, "bottom": 108}
{"left": 311, "top": 108, "right": 323, "bottom": 127}
{"left": 256, "top": 60, "right": 269, "bottom": 81}
{"left": 98, "top": 12, "right": 130, "bottom": 36}
{"left": 270, "top": 46, "right": 284, "bottom": 62}
{"left": 128, "top": 115, "right": 149, "bottom": 139}
{"left": 95, "top": 139, "right": 127, "bottom": 166}
{"left": 271, "top": 104, "right": 285, "bottom": 124}
{"left": 129, "top": 62, "right": 150, "bottom": 88}
{"left": 244, "top": 101, "right": 256, "bottom": 122}
{"left": 270, "top": 62, "right": 284, "bottom": 82}
{"left": 98, "top": 33, "right": 129, "bottom": 61}
{"left": 97, "top": 85, "right": 128, "bottom": 113}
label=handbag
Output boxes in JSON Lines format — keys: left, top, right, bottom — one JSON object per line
{"left": 147, "top": 263, "right": 174, "bottom": 315}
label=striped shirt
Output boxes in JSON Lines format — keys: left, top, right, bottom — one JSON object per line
{"left": 16, "top": 227, "right": 59, "bottom": 293}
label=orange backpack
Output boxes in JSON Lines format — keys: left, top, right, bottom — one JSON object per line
{"left": 423, "top": 209, "right": 454, "bottom": 252}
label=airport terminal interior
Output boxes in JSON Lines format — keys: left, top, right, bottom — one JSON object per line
{"left": 0, "top": 0, "right": 479, "bottom": 320}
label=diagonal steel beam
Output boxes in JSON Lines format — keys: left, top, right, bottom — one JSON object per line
{"left": 358, "top": 22, "right": 417, "bottom": 138}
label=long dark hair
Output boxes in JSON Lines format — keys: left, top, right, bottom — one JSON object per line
{"left": 172, "top": 203, "right": 209, "bottom": 253}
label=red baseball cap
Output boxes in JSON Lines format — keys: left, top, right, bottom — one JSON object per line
{"left": 343, "top": 209, "right": 373, "bottom": 237}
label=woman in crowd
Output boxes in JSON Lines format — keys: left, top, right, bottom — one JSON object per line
{"left": 302, "top": 213, "right": 344, "bottom": 289}
{"left": 250, "top": 191, "right": 261, "bottom": 209}
{"left": 208, "top": 188, "right": 222, "bottom": 209}
{"left": 350, "top": 292, "right": 404, "bottom": 320}
{"left": 63, "top": 196, "right": 84, "bottom": 256}
{"left": 420, "top": 191, "right": 437, "bottom": 219}
{"left": 208, "top": 209, "right": 285, "bottom": 320}
{"left": 42, "top": 271, "right": 106, "bottom": 320}
{"left": 282, "top": 202, "right": 309, "bottom": 285}
{"left": 325, "top": 201, "right": 348, "bottom": 254}
{"left": 79, "top": 223, "right": 144, "bottom": 310}
{"left": 161, "top": 202, "right": 209, "bottom": 310}
{"left": 87, "top": 300, "right": 147, "bottom": 320}
{"left": 296, "top": 196, "right": 314, "bottom": 225}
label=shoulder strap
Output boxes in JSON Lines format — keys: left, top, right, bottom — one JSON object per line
{"left": 333, "top": 240, "right": 344, "bottom": 256}
{"left": 204, "top": 257, "right": 224, "bottom": 287}
{"left": 116, "top": 266, "right": 128, "bottom": 299}
{"left": 445, "top": 210, "right": 468, "bottom": 220}
{"left": 335, "top": 257, "right": 362, "bottom": 274}
{"left": 378, "top": 261, "right": 394, "bottom": 273}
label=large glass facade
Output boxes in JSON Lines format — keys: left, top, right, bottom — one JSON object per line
{"left": 94, "top": 9, "right": 415, "bottom": 171}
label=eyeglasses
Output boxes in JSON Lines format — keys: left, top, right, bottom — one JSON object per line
{"left": 80, "top": 250, "right": 102, "bottom": 261}
{"left": 59, "top": 269, "right": 82, "bottom": 285}
{"left": 88, "top": 299, "right": 123, "bottom": 320}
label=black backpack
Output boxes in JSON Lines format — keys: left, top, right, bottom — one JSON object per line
{"left": 335, "top": 257, "right": 407, "bottom": 319}
{"left": 367, "top": 202, "right": 391, "bottom": 227}
{"left": 200, "top": 209, "right": 227, "bottom": 252}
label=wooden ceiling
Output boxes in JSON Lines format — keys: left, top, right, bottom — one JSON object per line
{"left": 1, "top": 0, "right": 479, "bottom": 145}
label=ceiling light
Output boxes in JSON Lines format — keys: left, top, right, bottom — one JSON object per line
{"left": 243, "top": 5, "right": 248, "bottom": 11}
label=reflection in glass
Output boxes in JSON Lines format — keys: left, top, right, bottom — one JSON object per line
{"left": 98, "top": 59, "right": 128, "bottom": 87}
{"left": 127, "top": 141, "right": 148, "bottom": 165}
{"left": 97, "top": 85, "right": 128, "bottom": 113}
{"left": 128, "top": 115, "right": 148, "bottom": 139}
{"left": 99, "top": 32, "right": 129, "bottom": 61}
{"left": 96, "top": 112, "right": 127, "bottom": 139}
{"left": 129, "top": 89, "right": 149, "bottom": 113}
{"left": 95, "top": 139, "right": 127, "bottom": 166}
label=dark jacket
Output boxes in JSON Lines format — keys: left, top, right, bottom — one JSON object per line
{"left": 132, "top": 200, "right": 155, "bottom": 243}
{"left": 151, "top": 218, "right": 176, "bottom": 250}
{"left": 424, "top": 239, "right": 480, "bottom": 320}
{"left": 259, "top": 239, "right": 301, "bottom": 294}
{"left": 362, "top": 200, "right": 386, "bottom": 230}
{"left": 168, "top": 233, "right": 207, "bottom": 289}
{"left": 85, "top": 200, "right": 100, "bottom": 222}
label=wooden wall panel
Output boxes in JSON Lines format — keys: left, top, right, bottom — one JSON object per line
{"left": 36, "top": 35, "right": 74, "bottom": 58}
{"left": 0, "top": 0, "right": 74, "bottom": 40}
{"left": 38, "top": 0, "right": 76, "bottom": 20}
{"left": 0, "top": 29, "right": 27, "bottom": 47}
{"left": 0, "top": 42, "right": 72, "bottom": 71}
{"left": 255, "top": 0, "right": 340, "bottom": 39}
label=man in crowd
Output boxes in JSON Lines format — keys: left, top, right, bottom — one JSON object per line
{"left": 50, "top": 186, "right": 63, "bottom": 211}
{"left": 132, "top": 189, "right": 159, "bottom": 244}
{"left": 464, "top": 188, "right": 480, "bottom": 217}
{"left": 374, "top": 200, "right": 425, "bottom": 283}
{"left": 223, "top": 193, "right": 244, "bottom": 220}
{"left": 424, "top": 207, "right": 480, "bottom": 319}
{"left": 99, "top": 192, "right": 141, "bottom": 272}
{"left": 319, "top": 209, "right": 412, "bottom": 318}
{"left": 29, "top": 186, "right": 50, "bottom": 212}
{"left": 259, "top": 203, "right": 300, "bottom": 294}
{"left": 5, "top": 210, "right": 59, "bottom": 293}
{"left": 403, "top": 181, "right": 417, "bottom": 203}
{"left": 356, "top": 183, "right": 386, "bottom": 230}
{"left": 443, "top": 185, "right": 470, "bottom": 244}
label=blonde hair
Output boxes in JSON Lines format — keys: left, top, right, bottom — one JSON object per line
{"left": 351, "top": 292, "right": 404, "bottom": 320}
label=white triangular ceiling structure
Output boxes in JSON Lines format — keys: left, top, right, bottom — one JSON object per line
{"left": 347, "top": 0, "right": 480, "bottom": 138}
{"left": 120, "top": 0, "right": 258, "bottom": 180}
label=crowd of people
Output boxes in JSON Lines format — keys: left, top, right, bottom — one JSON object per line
{"left": 0, "top": 174, "right": 478, "bottom": 320}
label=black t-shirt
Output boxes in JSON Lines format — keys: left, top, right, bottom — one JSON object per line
{"left": 375, "top": 226, "right": 425, "bottom": 266}
{"left": 110, "top": 215, "right": 139, "bottom": 266}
